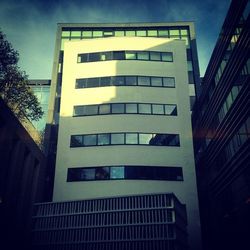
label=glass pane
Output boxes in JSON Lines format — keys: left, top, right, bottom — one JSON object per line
{"left": 165, "top": 105, "right": 177, "bottom": 115}
{"left": 98, "top": 134, "right": 110, "bottom": 145}
{"left": 112, "top": 103, "right": 125, "bottom": 113}
{"left": 76, "top": 79, "right": 87, "bottom": 88}
{"left": 95, "top": 167, "right": 110, "bottom": 180}
{"left": 114, "top": 31, "right": 125, "bottom": 37}
{"left": 151, "top": 77, "right": 162, "bottom": 86}
{"left": 126, "top": 103, "right": 137, "bottom": 113}
{"left": 99, "top": 104, "right": 110, "bottom": 114}
{"left": 187, "top": 61, "right": 193, "bottom": 71}
{"left": 136, "top": 30, "right": 147, "bottom": 37}
{"left": 84, "top": 135, "right": 97, "bottom": 146}
{"left": 93, "top": 31, "right": 103, "bottom": 37}
{"left": 125, "top": 52, "right": 136, "bottom": 60}
{"left": 125, "top": 30, "right": 136, "bottom": 36}
{"left": 147, "top": 30, "right": 157, "bottom": 36}
{"left": 152, "top": 104, "right": 164, "bottom": 114}
{"left": 103, "top": 31, "right": 113, "bottom": 37}
{"left": 113, "top": 51, "right": 125, "bottom": 60}
{"left": 84, "top": 105, "right": 98, "bottom": 115}
{"left": 110, "top": 166, "right": 125, "bottom": 179}
{"left": 158, "top": 30, "right": 169, "bottom": 37}
{"left": 150, "top": 52, "right": 161, "bottom": 61}
{"left": 82, "top": 31, "right": 92, "bottom": 38}
{"left": 169, "top": 29, "right": 180, "bottom": 36}
{"left": 137, "top": 51, "right": 149, "bottom": 60}
{"left": 89, "top": 53, "right": 100, "bottom": 62}
{"left": 139, "top": 134, "right": 152, "bottom": 144}
{"left": 74, "top": 106, "right": 84, "bottom": 116}
{"left": 62, "top": 31, "right": 70, "bottom": 37}
{"left": 125, "top": 76, "right": 137, "bottom": 86}
{"left": 87, "top": 78, "right": 99, "bottom": 87}
{"left": 180, "top": 29, "right": 188, "bottom": 36}
{"left": 162, "top": 52, "right": 173, "bottom": 62}
{"left": 79, "top": 168, "right": 95, "bottom": 180}
{"left": 138, "top": 104, "right": 151, "bottom": 114}
{"left": 163, "top": 77, "right": 175, "bottom": 87}
{"left": 100, "top": 52, "right": 112, "bottom": 61}
{"left": 111, "top": 133, "right": 125, "bottom": 144}
{"left": 126, "top": 133, "right": 138, "bottom": 144}
{"left": 71, "top": 135, "right": 83, "bottom": 147}
{"left": 100, "top": 77, "right": 111, "bottom": 86}
{"left": 138, "top": 76, "right": 150, "bottom": 86}
{"left": 71, "top": 31, "right": 81, "bottom": 37}
{"left": 112, "top": 76, "right": 125, "bottom": 86}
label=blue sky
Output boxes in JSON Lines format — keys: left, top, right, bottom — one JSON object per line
{"left": 0, "top": 0, "right": 231, "bottom": 78}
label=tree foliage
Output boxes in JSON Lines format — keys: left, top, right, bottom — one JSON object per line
{"left": 0, "top": 30, "right": 43, "bottom": 121}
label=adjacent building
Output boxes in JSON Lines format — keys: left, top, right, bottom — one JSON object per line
{"left": 192, "top": 0, "right": 250, "bottom": 249}
{"left": 34, "top": 22, "right": 202, "bottom": 249}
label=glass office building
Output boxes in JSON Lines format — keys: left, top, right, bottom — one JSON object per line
{"left": 192, "top": 0, "right": 250, "bottom": 249}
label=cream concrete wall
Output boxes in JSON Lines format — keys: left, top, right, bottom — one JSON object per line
{"left": 53, "top": 37, "right": 201, "bottom": 250}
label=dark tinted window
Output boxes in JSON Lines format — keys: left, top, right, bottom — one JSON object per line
{"left": 112, "top": 103, "right": 125, "bottom": 113}
{"left": 84, "top": 135, "right": 97, "bottom": 146}
{"left": 88, "top": 53, "right": 100, "bottom": 62}
{"left": 113, "top": 51, "right": 125, "bottom": 60}
{"left": 125, "top": 76, "right": 137, "bottom": 86}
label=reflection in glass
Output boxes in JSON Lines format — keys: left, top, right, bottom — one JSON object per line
{"left": 114, "top": 31, "right": 125, "bottom": 37}
{"left": 111, "top": 134, "right": 125, "bottom": 144}
{"left": 100, "top": 52, "right": 112, "bottom": 61}
{"left": 152, "top": 104, "right": 164, "bottom": 114}
{"left": 138, "top": 104, "right": 151, "bottom": 114}
{"left": 125, "top": 52, "right": 136, "bottom": 60}
{"left": 126, "top": 133, "right": 138, "bottom": 144}
{"left": 162, "top": 52, "right": 173, "bottom": 62}
{"left": 139, "top": 134, "right": 152, "bottom": 144}
{"left": 84, "top": 105, "right": 98, "bottom": 115}
{"left": 93, "top": 31, "right": 103, "bottom": 37}
{"left": 113, "top": 51, "right": 125, "bottom": 60}
{"left": 125, "top": 76, "right": 137, "bottom": 86}
{"left": 137, "top": 51, "right": 149, "bottom": 60}
{"left": 138, "top": 76, "right": 150, "bottom": 86}
{"left": 99, "top": 104, "right": 110, "bottom": 114}
{"left": 98, "top": 134, "right": 110, "bottom": 145}
{"left": 165, "top": 105, "right": 177, "bottom": 115}
{"left": 84, "top": 135, "right": 97, "bottom": 146}
{"left": 150, "top": 52, "right": 161, "bottom": 61}
{"left": 148, "top": 30, "right": 158, "bottom": 36}
{"left": 112, "top": 76, "right": 124, "bottom": 86}
{"left": 151, "top": 77, "right": 162, "bottom": 86}
{"left": 136, "top": 30, "right": 147, "bottom": 37}
{"left": 82, "top": 31, "right": 92, "bottom": 38}
{"left": 70, "top": 135, "right": 83, "bottom": 147}
{"left": 100, "top": 77, "right": 111, "bottom": 86}
{"left": 74, "top": 106, "right": 84, "bottom": 116}
{"left": 126, "top": 103, "right": 137, "bottom": 113}
{"left": 95, "top": 167, "right": 110, "bottom": 180}
{"left": 112, "top": 103, "right": 125, "bottom": 113}
{"left": 158, "top": 30, "right": 169, "bottom": 37}
{"left": 110, "top": 166, "right": 125, "bottom": 179}
{"left": 125, "top": 30, "right": 136, "bottom": 36}
{"left": 163, "top": 77, "right": 175, "bottom": 87}
{"left": 88, "top": 53, "right": 100, "bottom": 62}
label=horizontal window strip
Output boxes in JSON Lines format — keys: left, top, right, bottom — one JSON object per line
{"left": 77, "top": 50, "right": 173, "bottom": 63}
{"left": 70, "top": 133, "right": 180, "bottom": 147}
{"left": 73, "top": 103, "right": 177, "bottom": 117}
{"left": 75, "top": 75, "right": 175, "bottom": 89}
{"left": 67, "top": 165, "right": 183, "bottom": 182}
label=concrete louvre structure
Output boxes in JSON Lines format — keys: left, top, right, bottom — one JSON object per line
{"left": 0, "top": 98, "right": 46, "bottom": 250}
{"left": 32, "top": 193, "right": 188, "bottom": 250}
{"left": 192, "top": 0, "right": 250, "bottom": 249}
{"left": 40, "top": 23, "right": 202, "bottom": 250}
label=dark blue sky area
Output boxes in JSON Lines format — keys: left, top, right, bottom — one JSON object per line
{"left": 0, "top": 0, "right": 231, "bottom": 78}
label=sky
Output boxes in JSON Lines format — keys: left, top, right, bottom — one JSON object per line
{"left": 0, "top": 0, "right": 231, "bottom": 79}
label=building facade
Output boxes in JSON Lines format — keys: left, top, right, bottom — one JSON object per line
{"left": 42, "top": 23, "right": 202, "bottom": 249}
{"left": 0, "top": 98, "right": 46, "bottom": 250}
{"left": 192, "top": 0, "right": 250, "bottom": 249}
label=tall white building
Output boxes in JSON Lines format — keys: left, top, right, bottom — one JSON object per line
{"left": 43, "top": 23, "right": 201, "bottom": 250}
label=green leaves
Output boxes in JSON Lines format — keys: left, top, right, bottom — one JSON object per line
{"left": 0, "top": 30, "right": 43, "bottom": 122}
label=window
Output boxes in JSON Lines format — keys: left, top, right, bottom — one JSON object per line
{"left": 84, "top": 135, "right": 97, "bottom": 146}
{"left": 125, "top": 51, "right": 136, "bottom": 60}
{"left": 158, "top": 30, "right": 169, "bottom": 37}
{"left": 137, "top": 51, "right": 149, "bottom": 60}
{"left": 103, "top": 31, "right": 113, "bottom": 37}
{"left": 99, "top": 104, "right": 110, "bottom": 114}
{"left": 95, "top": 167, "right": 110, "bottom": 180}
{"left": 147, "top": 30, "right": 158, "bottom": 36}
{"left": 111, "top": 134, "right": 125, "bottom": 144}
{"left": 100, "top": 52, "right": 112, "bottom": 61}
{"left": 163, "top": 77, "right": 175, "bottom": 87}
{"left": 100, "top": 77, "right": 111, "bottom": 86}
{"left": 125, "top": 76, "right": 137, "bottom": 86}
{"left": 139, "top": 134, "right": 152, "bottom": 144}
{"left": 150, "top": 52, "right": 161, "bottom": 61}
{"left": 126, "top": 103, "right": 137, "bottom": 113}
{"left": 152, "top": 104, "right": 164, "bottom": 114}
{"left": 92, "top": 31, "right": 103, "bottom": 37}
{"left": 138, "top": 104, "right": 151, "bottom": 114}
{"left": 89, "top": 53, "right": 100, "bottom": 62}
{"left": 70, "top": 135, "right": 83, "bottom": 147}
{"left": 138, "top": 76, "right": 150, "bottom": 86}
{"left": 112, "top": 76, "right": 125, "bottom": 86}
{"left": 82, "top": 31, "right": 92, "bottom": 38}
{"left": 125, "top": 30, "right": 136, "bottom": 36}
{"left": 87, "top": 78, "right": 99, "bottom": 88}
{"left": 110, "top": 166, "right": 125, "bottom": 179}
{"left": 165, "top": 105, "right": 177, "bottom": 115}
{"left": 114, "top": 31, "right": 124, "bottom": 37}
{"left": 112, "top": 103, "right": 125, "bottom": 113}
{"left": 84, "top": 105, "right": 98, "bottom": 115}
{"left": 126, "top": 133, "right": 138, "bottom": 144}
{"left": 136, "top": 30, "right": 147, "bottom": 37}
{"left": 98, "top": 134, "right": 110, "bottom": 145}
{"left": 162, "top": 52, "right": 173, "bottom": 62}
{"left": 151, "top": 77, "right": 162, "bottom": 86}
{"left": 76, "top": 79, "right": 87, "bottom": 88}
{"left": 113, "top": 51, "right": 125, "bottom": 60}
